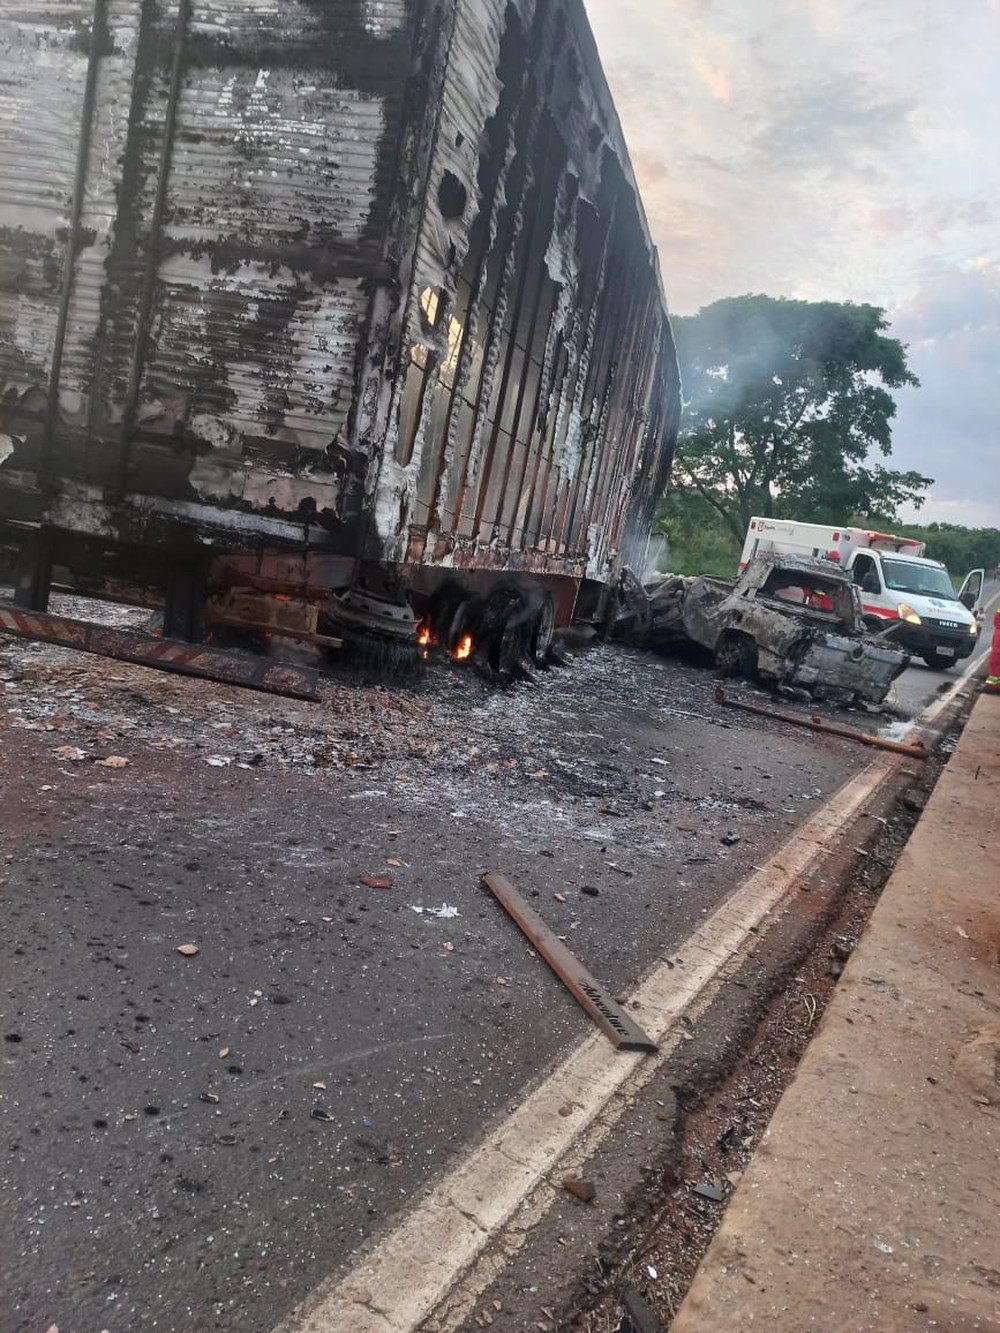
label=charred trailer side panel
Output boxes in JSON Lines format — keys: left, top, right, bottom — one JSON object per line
{"left": 369, "top": 0, "right": 681, "bottom": 626}
{"left": 0, "top": 0, "right": 680, "bottom": 658}
{"left": 0, "top": 0, "right": 425, "bottom": 620}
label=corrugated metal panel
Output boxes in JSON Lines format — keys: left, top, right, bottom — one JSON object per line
{"left": 371, "top": 0, "right": 679, "bottom": 589}
{"left": 1, "top": 0, "right": 677, "bottom": 598}
{"left": 59, "top": 3, "right": 144, "bottom": 411}
{"left": 1, "top": 0, "right": 416, "bottom": 534}
{"left": 0, "top": 5, "right": 94, "bottom": 390}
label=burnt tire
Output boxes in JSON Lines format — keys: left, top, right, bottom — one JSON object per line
{"left": 715, "top": 631, "right": 758, "bottom": 682}
{"left": 426, "top": 582, "right": 466, "bottom": 637}
{"left": 530, "top": 592, "right": 555, "bottom": 667}
{"left": 479, "top": 587, "right": 529, "bottom": 674}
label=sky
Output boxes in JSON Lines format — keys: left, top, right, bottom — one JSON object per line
{"left": 584, "top": 0, "right": 1000, "bottom": 530}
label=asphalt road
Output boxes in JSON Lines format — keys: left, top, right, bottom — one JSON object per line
{"left": 0, "top": 607, "right": 986, "bottom": 1333}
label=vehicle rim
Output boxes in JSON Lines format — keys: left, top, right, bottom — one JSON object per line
{"left": 531, "top": 595, "right": 555, "bottom": 666}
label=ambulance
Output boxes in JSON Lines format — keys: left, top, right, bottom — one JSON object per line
{"left": 739, "top": 518, "right": 983, "bottom": 670}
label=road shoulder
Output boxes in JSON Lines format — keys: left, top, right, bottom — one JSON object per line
{"left": 672, "top": 692, "right": 1000, "bottom": 1331}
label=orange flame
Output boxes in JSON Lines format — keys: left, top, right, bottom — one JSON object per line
{"left": 417, "top": 620, "right": 432, "bottom": 647}
{"left": 453, "top": 633, "right": 473, "bottom": 661}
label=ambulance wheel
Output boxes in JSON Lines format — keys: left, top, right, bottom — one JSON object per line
{"left": 922, "top": 650, "right": 956, "bottom": 671}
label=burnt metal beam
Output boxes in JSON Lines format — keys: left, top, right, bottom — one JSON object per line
{"left": 0, "top": 603, "right": 318, "bottom": 701}
{"left": 714, "top": 687, "right": 928, "bottom": 759}
{"left": 481, "top": 870, "right": 657, "bottom": 1053}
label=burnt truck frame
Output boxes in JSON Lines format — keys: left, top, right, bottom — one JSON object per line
{"left": 645, "top": 555, "right": 910, "bottom": 706}
{"left": 0, "top": 0, "right": 680, "bottom": 675}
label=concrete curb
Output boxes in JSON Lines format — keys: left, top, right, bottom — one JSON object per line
{"left": 672, "top": 692, "right": 1000, "bottom": 1331}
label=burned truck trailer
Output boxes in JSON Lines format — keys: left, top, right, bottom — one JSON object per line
{"left": 0, "top": 0, "right": 680, "bottom": 672}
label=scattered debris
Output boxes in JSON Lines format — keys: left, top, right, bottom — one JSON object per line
{"left": 692, "top": 1181, "right": 726, "bottom": 1202}
{"left": 410, "top": 903, "right": 460, "bottom": 919}
{"left": 360, "top": 874, "right": 393, "bottom": 889}
{"left": 199, "top": 1092, "right": 219, "bottom": 1104}
{"left": 176, "top": 943, "right": 200, "bottom": 957}
{"left": 720, "top": 833, "right": 741, "bottom": 846}
{"left": 562, "top": 1176, "right": 596, "bottom": 1203}
{"left": 94, "top": 755, "right": 130, "bottom": 768}
{"left": 620, "top": 1281, "right": 662, "bottom": 1333}
{"left": 715, "top": 688, "right": 929, "bottom": 758}
{"left": 481, "top": 870, "right": 657, "bottom": 1053}
{"left": 52, "top": 745, "right": 86, "bottom": 762}
{"left": 311, "top": 1108, "right": 334, "bottom": 1122}
{"left": 580, "top": 885, "right": 600, "bottom": 897}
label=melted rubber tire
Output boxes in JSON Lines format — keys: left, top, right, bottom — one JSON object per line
{"left": 715, "top": 632, "right": 758, "bottom": 682}
{"left": 531, "top": 593, "right": 555, "bottom": 667}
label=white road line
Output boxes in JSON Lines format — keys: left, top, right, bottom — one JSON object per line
{"left": 275, "top": 755, "right": 895, "bottom": 1333}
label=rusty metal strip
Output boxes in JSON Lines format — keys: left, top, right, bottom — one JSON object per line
{"left": 714, "top": 687, "right": 928, "bottom": 758}
{"left": 0, "top": 603, "right": 318, "bottom": 701}
{"left": 481, "top": 870, "right": 657, "bottom": 1053}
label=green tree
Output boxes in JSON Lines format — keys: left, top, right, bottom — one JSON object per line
{"left": 894, "top": 522, "right": 1000, "bottom": 575}
{"left": 670, "top": 295, "right": 932, "bottom": 547}
{"left": 651, "top": 490, "right": 740, "bottom": 576}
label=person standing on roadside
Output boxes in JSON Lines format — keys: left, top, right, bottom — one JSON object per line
{"left": 985, "top": 608, "right": 1000, "bottom": 694}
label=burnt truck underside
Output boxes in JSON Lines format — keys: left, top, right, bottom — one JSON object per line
{"left": 0, "top": 0, "right": 680, "bottom": 675}
{"left": 645, "top": 557, "right": 910, "bottom": 706}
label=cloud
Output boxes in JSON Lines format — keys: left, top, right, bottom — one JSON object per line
{"left": 888, "top": 264, "right": 1000, "bottom": 525}
{"left": 581, "top": 0, "right": 1000, "bottom": 523}
{"left": 690, "top": 55, "right": 731, "bottom": 105}
{"left": 751, "top": 76, "right": 915, "bottom": 171}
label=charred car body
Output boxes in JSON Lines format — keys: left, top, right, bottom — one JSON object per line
{"left": 0, "top": 0, "right": 680, "bottom": 675}
{"left": 645, "top": 556, "right": 910, "bottom": 705}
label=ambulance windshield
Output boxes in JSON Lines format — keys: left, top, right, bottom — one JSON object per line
{"left": 881, "top": 559, "right": 956, "bottom": 600}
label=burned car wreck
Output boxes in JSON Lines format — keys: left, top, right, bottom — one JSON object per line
{"left": 644, "top": 555, "right": 910, "bottom": 705}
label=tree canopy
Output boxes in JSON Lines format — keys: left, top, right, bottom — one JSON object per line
{"left": 669, "top": 295, "right": 932, "bottom": 546}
